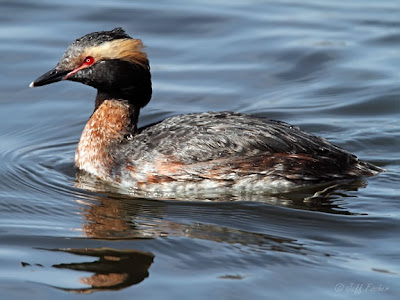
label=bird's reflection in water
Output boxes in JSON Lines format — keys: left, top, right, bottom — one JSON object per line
{"left": 25, "top": 176, "right": 368, "bottom": 293}
{"left": 74, "top": 177, "right": 367, "bottom": 249}
{"left": 42, "top": 247, "right": 154, "bottom": 294}
{"left": 77, "top": 193, "right": 304, "bottom": 253}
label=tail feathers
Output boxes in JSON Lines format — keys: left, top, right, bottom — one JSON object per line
{"left": 355, "top": 160, "right": 385, "bottom": 176}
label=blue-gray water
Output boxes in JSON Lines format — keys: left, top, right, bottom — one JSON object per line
{"left": 0, "top": 0, "right": 399, "bottom": 299}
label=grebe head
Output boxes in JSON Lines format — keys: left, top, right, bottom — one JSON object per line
{"left": 30, "top": 27, "right": 152, "bottom": 109}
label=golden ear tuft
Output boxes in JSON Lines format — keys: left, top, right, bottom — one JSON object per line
{"left": 82, "top": 39, "right": 149, "bottom": 68}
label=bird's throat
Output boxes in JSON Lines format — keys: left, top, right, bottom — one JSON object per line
{"left": 75, "top": 99, "right": 139, "bottom": 180}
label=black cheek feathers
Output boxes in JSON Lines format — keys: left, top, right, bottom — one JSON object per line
{"left": 69, "top": 59, "right": 152, "bottom": 109}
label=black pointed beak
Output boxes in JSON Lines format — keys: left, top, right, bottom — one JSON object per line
{"left": 29, "top": 67, "right": 70, "bottom": 88}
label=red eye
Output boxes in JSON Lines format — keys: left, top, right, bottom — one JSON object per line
{"left": 84, "top": 56, "right": 95, "bottom": 65}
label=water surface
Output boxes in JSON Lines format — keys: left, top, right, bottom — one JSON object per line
{"left": 0, "top": 0, "right": 399, "bottom": 299}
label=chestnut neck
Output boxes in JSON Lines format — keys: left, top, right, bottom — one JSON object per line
{"left": 95, "top": 90, "right": 141, "bottom": 133}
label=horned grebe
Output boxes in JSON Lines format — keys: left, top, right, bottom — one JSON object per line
{"left": 29, "top": 28, "right": 382, "bottom": 194}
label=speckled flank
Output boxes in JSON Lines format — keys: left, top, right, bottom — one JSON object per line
{"left": 75, "top": 106, "right": 383, "bottom": 193}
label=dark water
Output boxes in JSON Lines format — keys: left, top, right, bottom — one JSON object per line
{"left": 1, "top": 0, "right": 399, "bottom": 299}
